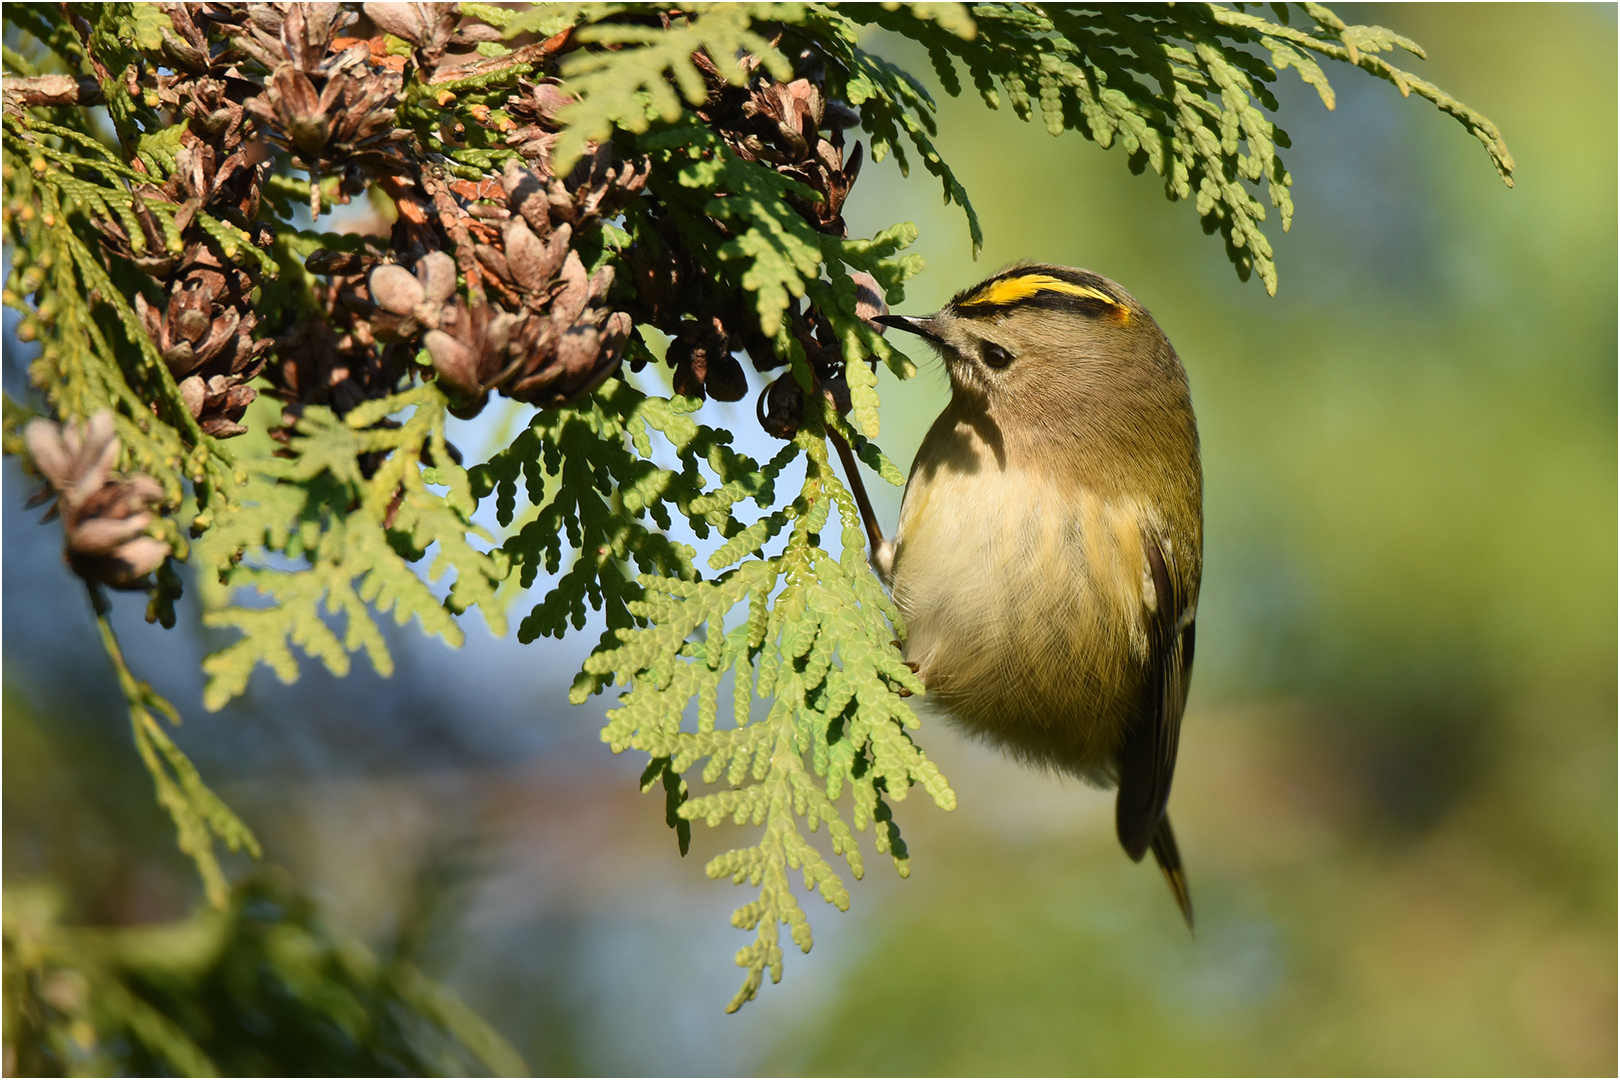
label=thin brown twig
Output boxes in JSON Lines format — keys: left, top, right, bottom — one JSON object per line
{"left": 827, "top": 426, "right": 886, "bottom": 558}
{"left": 427, "top": 26, "right": 577, "bottom": 85}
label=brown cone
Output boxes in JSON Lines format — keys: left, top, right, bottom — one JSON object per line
{"left": 24, "top": 412, "right": 173, "bottom": 589}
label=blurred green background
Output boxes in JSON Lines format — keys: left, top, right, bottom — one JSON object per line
{"left": 5, "top": 3, "right": 1614, "bottom": 1075}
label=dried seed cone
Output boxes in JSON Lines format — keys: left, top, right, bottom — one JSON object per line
{"left": 501, "top": 79, "right": 575, "bottom": 171}
{"left": 135, "top": 237, "right": 274, "bottom": 438}
{"left": 499, "top": 245, "right": 631, "bottom": 408}
{"left": 265, "top": 276, "right": 399, "bottom": 430}
{"left": 238, "top": 1, "right": 410, "bottom": 194}
{"left": 667, "top": 317, "right": 748, "bottom": 403}
{"left": 404, "top": 158, "right": 646, "bottom": 415}
{"left": 697, "top": 64, "right": 863, "bottom": 238}
{"left": 361, "top": 1, "right": 459, "bottom": 61}
{"left": 366, "top": 251, "right": 459, "bottom": 341}
{"left": 24, "top": 412, "right": 172, "bottom": 589}
{"left": 159, "top": 138, "right": 272, "bottom": 230}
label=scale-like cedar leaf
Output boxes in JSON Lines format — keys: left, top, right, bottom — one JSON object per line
{"left": 194, "top": 388, "right": 507, "bottom": 711}
{"left": 552, "top": 4, "right": 794, "bottom": 172}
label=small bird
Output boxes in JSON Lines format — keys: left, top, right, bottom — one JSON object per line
{"left": 871, "top": 263, "right": 1201, "bottom": 927}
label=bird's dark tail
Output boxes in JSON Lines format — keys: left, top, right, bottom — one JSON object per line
{"left": 1151, "top": 815, "right": 1194, "bottom": 932}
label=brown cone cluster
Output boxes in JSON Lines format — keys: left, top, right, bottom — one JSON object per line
{"left": 24, "top": 413, "right": 172, "bottom": 589}
{"left": 84, "top": 1, "right": 435, "bottom": 440}
{"left": 273, "top": 62, "right": 656, "bottom": 420}
{"left": 754, "top": 272, "right": 888, "bottom": 439}
{"left": 696, "top": 55, "right": 864, "bottom": 236}
{"left": 265, "top": 272, "right": 397, "bottom": 435}
{"left": 63, "top": 1, "right": 889, "bottom": 450}
{"left": 133, "top": 239, "right": 276, "bottom": 438}
{"left": 605, "top": 52, "right": 883, "bottom": 423}
{"left": 236, "top": 3, "right": 411, "bottom": 214}
{"left": 84, "top": 5, "right": 278, "bottom": 439}
{"left": 349, "top": 146, "right": 647, "bottom": 418}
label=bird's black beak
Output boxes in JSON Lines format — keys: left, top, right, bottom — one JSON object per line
{"left": 872, "top": 314, "right": 939, "bottom": 342}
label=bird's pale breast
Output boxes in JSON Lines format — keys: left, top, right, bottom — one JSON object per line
{"left": 889, "top": 421, "right": 1155, "bottom": 780}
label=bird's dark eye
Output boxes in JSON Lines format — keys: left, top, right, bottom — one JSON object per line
{"left": 982, "top": 342, "right": 1014, "bottom": 369}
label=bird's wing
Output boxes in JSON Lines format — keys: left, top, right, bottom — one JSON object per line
{"left": 1114, "top": 531, "right": 1196, "bottom": 862}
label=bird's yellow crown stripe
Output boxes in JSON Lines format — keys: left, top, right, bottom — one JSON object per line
{"left": 957, "top": 273, "right": 1123, "bottom": 310}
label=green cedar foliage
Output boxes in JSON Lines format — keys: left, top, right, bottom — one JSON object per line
{"left": 192, "top": 385, "right": 508, "bottom": 711}
{"left": 2, "top": 2, "right": 1512, "bottom": 1012}
{"left": 3, "top": 873, "right": 526, "bottom": 1077}
{"left": 844, "top": 1, "right": 1514, "bottom": 290}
